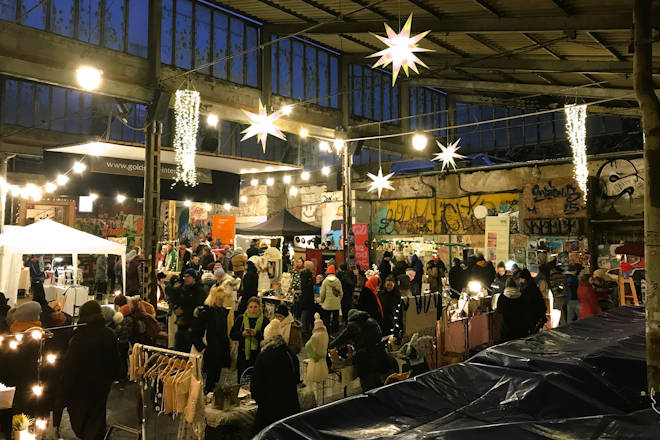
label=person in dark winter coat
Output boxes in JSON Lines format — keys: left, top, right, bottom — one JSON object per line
{"left": 193, "top": 286, "right": 231, "bottom": 393}
{"left": 378, "top": 251, "right": 392, "bottom": 282}
{"left": 230, "top": 297, "right": 269, "bottom": 382}
{"left": 354, "top": 342, "right": 398, "bottom": 392}
{"left": 170, "top": 269, "right": 207, "bottom": 352}
{"left": 28, "top": 255, "right": 47, "bottom": 307}
{"left": 250, "top": 320, "right": 300, "bottom": 432}
{"left": 448, "top": 258, "right": 466, "bottom": 298}
{"left": 470, "top": 255, "right": 496, "bottom": 290}
{"left": 426, "top": 257, "right": 445, "bottom": 293}
{"left": 379, "top": 275, "right": 401, "bottom": 336}
{"left": 58, "top": 301, "right": 120, "bottom": 440}
{"left": 125, "top": 251, "right": 142, "bottom": 296}
{"left": 409, "top": 254, "right": 424, "bottom": 293}
{"left": 329, "top": 309, "right": 382, "bottom": 351}
{"left": 494, "top": 278, "right": 530, "bottom": 342}
{"left": 357, "top": 276, "right": 384, "bottom": 329}
{"left": 392, "top": 260, "right": 411, "bottom": 296}
{"left": 494, "top": 261, "right": 509, "bottom": 294}
{"left": 338, "top": 263, "right": 356, "bottom": 325}
{"left": 299, "top": 267, "right": 315, "bottom": 340}
{"left": 238, "top": 260, "right": 259, "bottom": 315}
{"left": 247, "top": 240, "right": 260, "bottom": 258}
{"left": 519, "top": 269, "right": 547, "bottom": 334}
{"left": 0, "top": 292, "right": 10, "bottom": 333}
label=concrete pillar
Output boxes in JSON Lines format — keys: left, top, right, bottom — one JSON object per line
{"left": 339, "top": 57, "right": 352, "bottom": 264}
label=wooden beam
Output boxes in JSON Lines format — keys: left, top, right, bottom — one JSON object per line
{"left": 472, "top": 0, "right": 502, "bottom": 17}
{"left": 587, "top": 31, "right": 626, "bottom": 61}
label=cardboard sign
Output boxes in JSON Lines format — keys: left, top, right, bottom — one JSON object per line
{"left": 211, "top": 215, "right": 235, "bottom": 245}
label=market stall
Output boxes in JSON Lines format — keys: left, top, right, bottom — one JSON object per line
{"left": 235, "top": 209, "right": 320, "bottom": 250}
{"left": 0, "top": 219, "right": 126, "bottom": 305}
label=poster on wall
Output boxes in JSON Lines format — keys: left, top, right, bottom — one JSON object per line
{"left": 321, "top": 202, "right": 343, "bottom": 249}
{"left": 484, "top": 216, "right": 510, "bottom": 264}
{"left": 212, "top": 215, "right": 235, "bottom": 245}
{"left": 190, "top": 203, "right": 212, "bottom": 243}
{"left": 352, "top": 223, "right": 370, "bottom": 270}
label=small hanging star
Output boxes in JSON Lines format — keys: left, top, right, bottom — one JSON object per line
{"left": 367, "top": 167, "right": 395, "bottom": 198}
{"left": 368, "top": 13, "right": 432, "bottom": 85}
{"left": 241, "top": 100, "right": 286, "bottom": 153}
{"left": 432, "top": 139, "right": 465, "bottom": 172}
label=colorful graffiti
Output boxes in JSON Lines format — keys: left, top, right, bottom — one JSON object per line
{"left": 523, "top": 178, "right": 586, "bottom": 218}
{"left": 595, "top": 158, "right": 644, "bottom": 218}
{"left": 75, "top": 214, "right": 143, "bottom": 248}
{"left": 372, "top": 193, "right": 519, "bottom": 235}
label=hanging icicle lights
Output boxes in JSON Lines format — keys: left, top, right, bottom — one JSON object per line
{"left": 564, "top": 104, "right": 588, "bottom": 201}
{"left": 173, "top": 89, "right": 201, "bottom": 187}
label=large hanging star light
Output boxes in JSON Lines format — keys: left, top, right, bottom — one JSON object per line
{"left": 368, "top": 13, "right": 432, "bottom": 85}
{"left": 432, "top": 139, "right": 465, "bottom": 172}
{"left": 241, "top": 100, "right": 286, "bottom": 153}
{"left": 367, "top": 167, "right": 395, "bottom": 198}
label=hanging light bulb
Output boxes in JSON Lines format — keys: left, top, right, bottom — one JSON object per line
{"left": 299, "top": 128, "right": 309, "bottom": 138}
{"left": 87, "top": 142, "right": 104, "bottom": 156}
{"left": 207, "top": 114, "right": 219, "bottom": 128}
{"left": 56, "top": 174, "right": 69, "bottom": 186}
{"left": 35, "top": 419, "right": 47, "bottom": 430}
{"left": 333, "top": 139, "right": 345, "bottom": 153}
{"left": 45, "top": 182, "right": 57, "bottom": 193}
{"left": 10, "top": 185, "right": 21, "bottom": 197}
{"left": 76, "top": 66, "right": 103, "bottom": 91}
{"left": 31, "top": 329, "right": 43, "bottom": 340}
{"left": 72, "top": 161, "right": 86, "bottom": 174}
{"left": 32, "top": 384, "right": 44, "bottom": 397}
{"left": 46, "top": 353, "right": 57, "bottom": 364}
{"left": 89, "top": 193, "right": 98, "bottom": 201}
{"left": 223, "top": 203, "right": 231, "bottom": 210}
{"left": 251, "top": 178, "right": 259, "bottom": 186}
{"left": 266, "top": 177, "right": 274, "bottom": 186}
{"left": 289, "top": 186, "right": 298, "bottom": 196}
{"left": 116, "top": 194, "right": 126, "bottom": 203}
{"left": 15, "top": 334, "right": 23, "bottom": 342}
{"left": 204, "top": 203, "right": 211, "bottom": 211}
{"left": 282, "top": 175, "right": 292, "bottom": 184}
{"left": 322, "top": 166, "right": 330, "bottom": 176}
{"left": 281, "top": 105, "right": 293, "bottom": 115}
{"left": 319, "top": 141, "right": 330, "bottom": 152}
{"left": 412, "top": 133, "right": 428, "bottom": 151}
{"left": 265, "top": 166, "right": 274, "bottom": 172}
{"left": 9, "top": 340, "right": 18, "bottom": 350}
{"left": 184, "top": 200, "right": 192, "bottom": 207}
{"left": 301, "top": 171, "right": 310, "bottom": 181}
{"left": 240, "top": 195, "right": 247, "bottom": 203}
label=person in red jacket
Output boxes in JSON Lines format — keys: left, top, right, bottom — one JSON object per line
{"left": 577, "top": 273, "right": 602, "bottom": 319}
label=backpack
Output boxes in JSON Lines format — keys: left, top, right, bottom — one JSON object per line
{"left": 288, "top": 320, "right": 303, "bottom": 354}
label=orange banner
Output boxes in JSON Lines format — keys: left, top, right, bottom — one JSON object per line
{"left": 212, "top": 215, "right": 235, "bottom": 245}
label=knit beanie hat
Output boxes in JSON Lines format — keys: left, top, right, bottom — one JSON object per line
{"left": 182, "top": 268, "right": 197, "bottom": 278}
{"left": 263, "top": 319, "right": 282, "bottom": 341}
{"left": 313, "top": 312, "right": 325, "bottom": 330}
{"left": 101, "top": 306, "right": 115, "bottom": 324}
{"left": 79, "top": 300, "right": 103, "bottom": 324}
{"left": 275, "top": 304, "right": 289, "bottom": 317}
{"left": 13, "top": 301, "right": 42, "bottom": 322}
{"left": 326, "top": 265, "right": 335, "bottom": 275}
{"left": 113, "top": 311, "right": 124, "bottom": 324}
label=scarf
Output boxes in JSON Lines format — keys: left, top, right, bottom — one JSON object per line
{"left": 243, "top": 311, "right": 264, "bottom": 360}
{"left": 366, "top": 276, "right": 384, "bottom": 319}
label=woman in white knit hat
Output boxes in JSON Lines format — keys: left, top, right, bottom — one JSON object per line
{"left": 304, "top": 313, "right": 329, "bottom": 404}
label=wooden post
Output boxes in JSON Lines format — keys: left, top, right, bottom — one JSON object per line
{"left": 633, "top": 0, "right": 660, "bottom": 394}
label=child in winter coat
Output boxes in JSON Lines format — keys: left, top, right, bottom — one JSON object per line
{"left": 319, "top": 265, "right": 343, "bottom": 334}
{"left": 304, "top": 313, "right": 329, "bottom": 404}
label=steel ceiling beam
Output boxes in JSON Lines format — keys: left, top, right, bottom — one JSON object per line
{"left": 587, "top": 31, "right": 626, "bottom": 61}
{"left": 262, "top": 13, "right": 644, "bottom": 34}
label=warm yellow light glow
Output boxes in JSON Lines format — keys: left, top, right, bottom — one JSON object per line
{"left": 114, "top": 290, "right": 122, "bottom": 296}
{"left": 565, "top": 104, "right": 588, "bottom": 200}
{"left": 184, "top": 200, "right": 192, "bottom": 207}
{"left": 281, "top": 105, "right": 292, "bottom": 115}
{"left": 35, "top": 419, "right": 47, "bottom": 430}
{"left": 240, "top": 195, "right": 247, "bottom": 203}
{"left": 89, "top": 193, "right": 98, "bottom": 201}
{"left": 116, "top": 194, "right": 126, "bottom": 203}
{"left": 301, "top": 171, "right": 310, "bottom": 181}
{"left": 266, "top": 177, "right": 274, "bottom": 186}
{"left": 76, "top": 66, "right": 103, "bottom": 91}
{"left": 319, "top": 141, "right": 330, "bottom": 152}
{"left": 32, "top": 384, "right": 44, "bottom": 396}
{"left": 45, "top": 183, "right": 57, "bottom": 193}
{"left": 15, "top": 334, "right": 23, "bottom": 342}
{"left": 265, "top": 166, "right": 274, "bottom": 172}
{"left": 73, "top": 162, "right": 86, "bottom": 174}
{"left": 282, "top": 175, "right": 292, "bottom": 184}
{"left": 322, "top": 166, "right": 330, "bottom": 176}
{"left": 223, "top": 203, "right": 231, "bottom": 210}
{"left": 87, "top": 142, "right": 104, "bottom": 156}
{"left": 299, "top": 128, "right": 309, "bottom": 138}
{"left": 9, "top": 340, "right": 18, "bottom": 350}
{"left": 468, "top": 281, "right": 482, "bottom": 294}
{"left": 204, "top": 203, "right": 211, "bottom": 211}
{"left": 412, "top": 134, "right": 428, "bottom": 151}
{"left": 207, "top": 114, "right": 219, "bottom": 128}
{"left": 239, "top": 169, "right": 248, "bottom": 174}
{"left": 10, "top": 186, "right": 21, "bottom": 197}
{"left": 46, "top": 353, "right": 57, "bottom": 365}
{"left": 250, "top": 178, "right": 259, "bottom": 186}
{"left": 333, "top": 139, "right": 345, "bottom": 152}
{"left": 31, "top": 329, "right": 43, "bottom": 340}
{"left": 56, "top": 174, "right": 69, "bottom": 186}
{"left": 289, "top": 186, "right": 298, "bottom": 196}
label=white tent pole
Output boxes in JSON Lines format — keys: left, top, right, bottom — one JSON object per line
{"left": 122, "top": 251, "right": 126, "bottom": 294}
{"left": 72, "top": 253, "right": 78, "bottom": 285}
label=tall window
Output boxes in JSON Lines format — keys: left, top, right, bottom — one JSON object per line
{"left": 410, "top": 87, "right": 446, "bottom": 135}
{"left": 162, "top": 0, "right": 259, "bottom": 87}
{"left": 350, "top": 65, "right": 398, "bottom": 122}
{"left": 271, "top": 37, "right": 339, "bottom": 108}
{"left": 0, "top": 0, "right": 148, "bottom": 57}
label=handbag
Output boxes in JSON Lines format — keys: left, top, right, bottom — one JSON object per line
{"left": 288, "top": 320, "right": 303, "bottom": 354}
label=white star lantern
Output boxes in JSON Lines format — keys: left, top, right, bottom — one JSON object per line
{"left": 433, "top": 139, "right": 465, "bottom": 172}
{"left": 367, "top": 167, "right": 395, "bottom": 198}
{"left": 368, "top": 13, "right": 432, "bottom": 85}
{"left": 241, "top": 100, "right": 286, "bottom": 153}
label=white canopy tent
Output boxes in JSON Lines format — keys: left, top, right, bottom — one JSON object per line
{"left": 0, "top": 219, "right": 126, "bottom": 305}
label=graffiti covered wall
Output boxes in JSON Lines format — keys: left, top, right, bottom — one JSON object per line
{"left": 594, "top": 158, "right": 644, "bottom": 218}
{"left": 372, "top": 193, "right": 519, "bottom": 236}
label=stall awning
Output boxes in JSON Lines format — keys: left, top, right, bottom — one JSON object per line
{"left": 236, "top": 210, "right": 320, "bottom": 236}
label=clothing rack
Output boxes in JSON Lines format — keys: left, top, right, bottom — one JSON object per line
{"left": 129, "top": 344, "right": 203, "bottom": 440}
